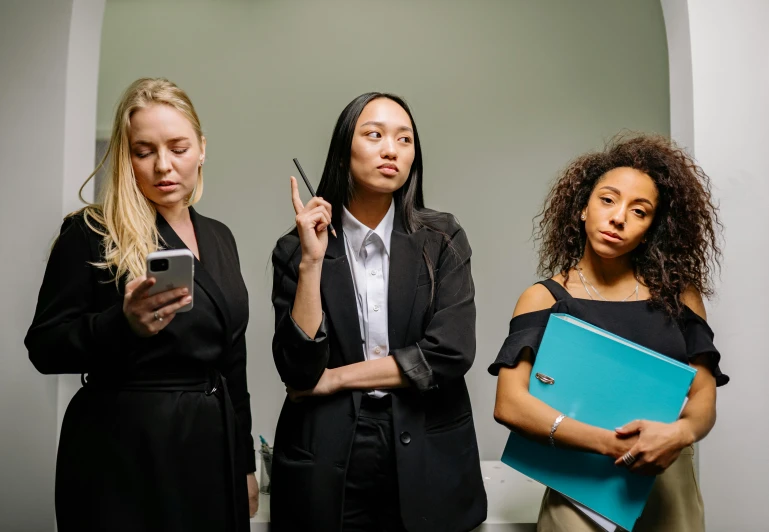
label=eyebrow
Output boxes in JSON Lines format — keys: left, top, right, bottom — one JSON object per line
{"left": 359, "top": 121, "right": 413, "bottom": 134}
{"left": 598, "top": 186, "right": 655, "bottom": 207}
{"left": 132, "top": 136, "right": 191, "bottom": 147}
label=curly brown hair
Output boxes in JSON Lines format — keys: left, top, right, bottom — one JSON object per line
{"left": 535, "top": 133, "right": 722, "bottom": 317}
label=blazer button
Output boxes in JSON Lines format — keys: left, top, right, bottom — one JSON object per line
{"left": 400, "top": 431, "right": 411, "bottom": 445}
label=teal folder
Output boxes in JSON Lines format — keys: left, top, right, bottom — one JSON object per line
{"left": 501, "top": 313, "right": 696, "bottom": 531}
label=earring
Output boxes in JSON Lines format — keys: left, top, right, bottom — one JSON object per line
{"left": 199, "top": 155, "right": 205, "bottom": 167}
{"left": 580, "top": 213, "right": 586, "bottom": 221}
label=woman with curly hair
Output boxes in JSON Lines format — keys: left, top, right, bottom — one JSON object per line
{"left": 489, "top": 134, "right": 729, "bottom": 532}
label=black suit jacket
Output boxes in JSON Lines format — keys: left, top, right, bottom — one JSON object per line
{"left": 25, "top": 208, "right": 255, "bottom": 530}
{"left": 270, "top": 206, "right": 487, "bottom": 532}
{"left": 26, "top": 209, "right": 254, "bottom": 457}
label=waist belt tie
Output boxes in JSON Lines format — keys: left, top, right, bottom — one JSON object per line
{"left": 82, "top": 371, "right": 242, "bottom": 529}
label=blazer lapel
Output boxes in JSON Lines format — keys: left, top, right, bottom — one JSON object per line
{"left": 387, "top": 213, "right": 427, "bottom": 350}
{"left": 319, "top": 222, "right": 367, "bottom": 368}
{"left": 157, "top": 209, "right": 233, "bottom": 348}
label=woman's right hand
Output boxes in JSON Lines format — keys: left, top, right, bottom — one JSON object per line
{"left": 604, "top": 430, "right": 639, "bottom": 460}
{"left": 290, "top": 176, "right": 332, "bottom": 265}
{"left": 123, "top": 275, "right": 192, "bottom": 337}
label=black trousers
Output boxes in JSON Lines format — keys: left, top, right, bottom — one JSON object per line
{"left": 342, "top": 395, "right": 407, "bottom": 532}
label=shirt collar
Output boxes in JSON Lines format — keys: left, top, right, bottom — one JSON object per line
{"left": 342, "top": 199, "right": 395, "bottom": 257}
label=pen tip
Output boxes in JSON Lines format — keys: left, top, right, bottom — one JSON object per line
{"left": 331, "top": 229, "right": 338, "bottom": 238}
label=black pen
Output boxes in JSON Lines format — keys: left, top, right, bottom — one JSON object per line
{"left": 293, "top": 158, "right": 337, "bottom": 238}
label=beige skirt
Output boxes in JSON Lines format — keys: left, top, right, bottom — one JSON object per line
{"left": 537, "top": 446, "right": 704, "bottom": 532}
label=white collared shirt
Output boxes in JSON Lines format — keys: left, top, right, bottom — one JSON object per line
{"left": 341, "top": 200, "right": 395, "bottom": 398}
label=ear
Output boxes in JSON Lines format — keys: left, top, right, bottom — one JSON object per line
{"left": 199, "top": 136, "right": 207, "bottom": 165}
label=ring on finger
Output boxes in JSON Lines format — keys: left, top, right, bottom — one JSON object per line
{"left": 154, "top": 310, "right": 163, "bottom": 322}
{"left": 622, "top": 452, "right": 636, "bottom": 466}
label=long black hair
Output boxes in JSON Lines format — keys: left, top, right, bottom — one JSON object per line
{"left": 317, "top": 92, "right": 456, "bottom": 294}
{"left": 318, "top": 92, "right": 436, "bottom": 233}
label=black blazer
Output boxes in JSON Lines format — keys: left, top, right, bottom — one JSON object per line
{"left": 25, "top": 209, "right": 254, "bottom": 531}
{"left": 271, "top": 206, "right": 487, "bottom": 532}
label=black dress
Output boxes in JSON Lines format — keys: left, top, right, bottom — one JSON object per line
{"left": 489, "top": 279, "right": 729, "bottom": 531}
{"left": 489, "top": 279, "right": 729, "bottom": 386}
{"left": 25, "top": 209, "right": 255, "bottom": 532}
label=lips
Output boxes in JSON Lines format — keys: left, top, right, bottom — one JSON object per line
{"left": 600, "top": 231, "right": 623, "bottom": 242}
{"left": 378, "top": 163, "right": 399, "bottom": 177}
{"left": 155, "top": 181, "right": 178, "bottom": 191}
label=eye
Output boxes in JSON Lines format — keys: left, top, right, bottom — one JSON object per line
{"left": 599, "top": 196, "right": 613, "bottom": 205}
{"left": 632, "top": 209, "right": 647, "bottom": 218}
{"left": 135, "top": 151, "right": 151, "bottom": 159}
{"left": 366, "top": 131, "right": 381, "bottom": 139}
{"left": 171, "top": 148, "right": 188, "bottom": 155}
{"left": 398, "top": 136, "right": 412, "bottom": 144}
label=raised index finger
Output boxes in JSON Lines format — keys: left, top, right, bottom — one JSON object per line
{"left": 290, "top": 176, "right": 304, "bottom": 214}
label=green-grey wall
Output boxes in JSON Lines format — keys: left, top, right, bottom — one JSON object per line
{"left": 97, "top": 0, "right": 669, "bottom": 459}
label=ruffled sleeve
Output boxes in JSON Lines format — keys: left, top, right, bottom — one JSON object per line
{"left": 682, "top": 307, "right": 729, "bottom": 387}
{"left": 488, "top": 309, "right": 551, "bottom": 376}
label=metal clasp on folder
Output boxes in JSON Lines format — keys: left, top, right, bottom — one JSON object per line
{"left": 535, "top": 373, "right": 555, "bottom": 385}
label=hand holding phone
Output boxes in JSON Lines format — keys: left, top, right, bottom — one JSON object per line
{"left": 122, "top": 250, "right": 194, "bottom": 337}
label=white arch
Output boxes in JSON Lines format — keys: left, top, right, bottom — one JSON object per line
{"left": 662, "top": 1, "right": 769, "bottom": 530}
{"left": 58, "top": 0, "right": 106, "bottom": 444}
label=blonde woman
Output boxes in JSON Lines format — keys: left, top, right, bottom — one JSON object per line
{"left": 26, "top": 78, "right": 257, "bottom": 532}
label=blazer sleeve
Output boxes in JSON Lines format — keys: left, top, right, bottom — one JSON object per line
{"left": 218, "top": 228, "right": 257, "bottom": 474}
{"left": 271, "top": 235, "right": 331, "bottom": 390}
{"left": 25, "top": 215, "right": 140, "bottom": 374}
{"left": 391, "top": 225, "right": 476, "bottom": 392}
{"left": 223, "top": 333, "right": 257, "bottom": 473}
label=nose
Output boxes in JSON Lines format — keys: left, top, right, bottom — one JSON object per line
{"left": 155, "top": 149, "right": 171, "bottom": 174}
{"left": 381, "top": 136, "right": 397, "bottom": 160}
{"left": 610, "top": 205, "right": 627, "bottom": 228}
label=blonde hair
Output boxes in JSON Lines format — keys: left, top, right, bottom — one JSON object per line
{"left": 76, "top": 78, "right": 204, "bottom": 284}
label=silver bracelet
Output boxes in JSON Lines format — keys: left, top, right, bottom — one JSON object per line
{"left": 549, "top": 414, "right": 566, "bottom": 447}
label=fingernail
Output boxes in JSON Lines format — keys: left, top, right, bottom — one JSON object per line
{"left": 184, "top": 296, "right": 192, "bottom": 303}
{"left": 181, "top": 288, "right": 189, "bottom": 295}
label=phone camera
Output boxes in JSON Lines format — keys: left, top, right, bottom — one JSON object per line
{"left": 150, "top": 258, "right": 169, "bottom": 272}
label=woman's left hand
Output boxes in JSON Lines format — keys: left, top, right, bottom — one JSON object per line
{"left": 286, "top": 368, "right": 341, "bottom": 402}
{"left": 614, "top": 419, "right": 694, "bottom": 475}
{"left": 247, "top": 473, "right": 259, "bottom": 517}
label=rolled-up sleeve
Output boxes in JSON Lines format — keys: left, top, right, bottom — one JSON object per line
{"left": 391, "top": 227, "right": 476, "bottom": 392}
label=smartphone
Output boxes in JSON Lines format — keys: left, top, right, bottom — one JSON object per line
{"left": 146, "top": 249, "right": 195, "bottom": 313}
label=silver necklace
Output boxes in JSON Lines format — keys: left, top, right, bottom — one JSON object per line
{"left": 576, "top": 267, "right": 639, "bottom": 302}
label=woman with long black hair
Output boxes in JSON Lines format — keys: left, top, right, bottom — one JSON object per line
{"left": 270, "top": 92, "right": 487, "bottom": 531}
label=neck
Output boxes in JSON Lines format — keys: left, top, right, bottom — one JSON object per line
{"left": 155, "top": 203, "right": 191, "bottom": 226}
{"left": 577, "top": 243, "right": 635, "bottom": 286}
{"left": 347, "top": 190, "right": 393, "bottom": 230}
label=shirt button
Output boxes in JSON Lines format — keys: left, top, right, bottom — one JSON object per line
{"left": 370, "top": 269, "right": 377, "bottom": 276}
{"left": 374, "top": 346, "right": 382, "bottom": 355}
{"left": 400, "top": 432, "right": 411, "bottom": 445}
{"left": 373, "top": 305, "right": 380, "bottom": 312}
